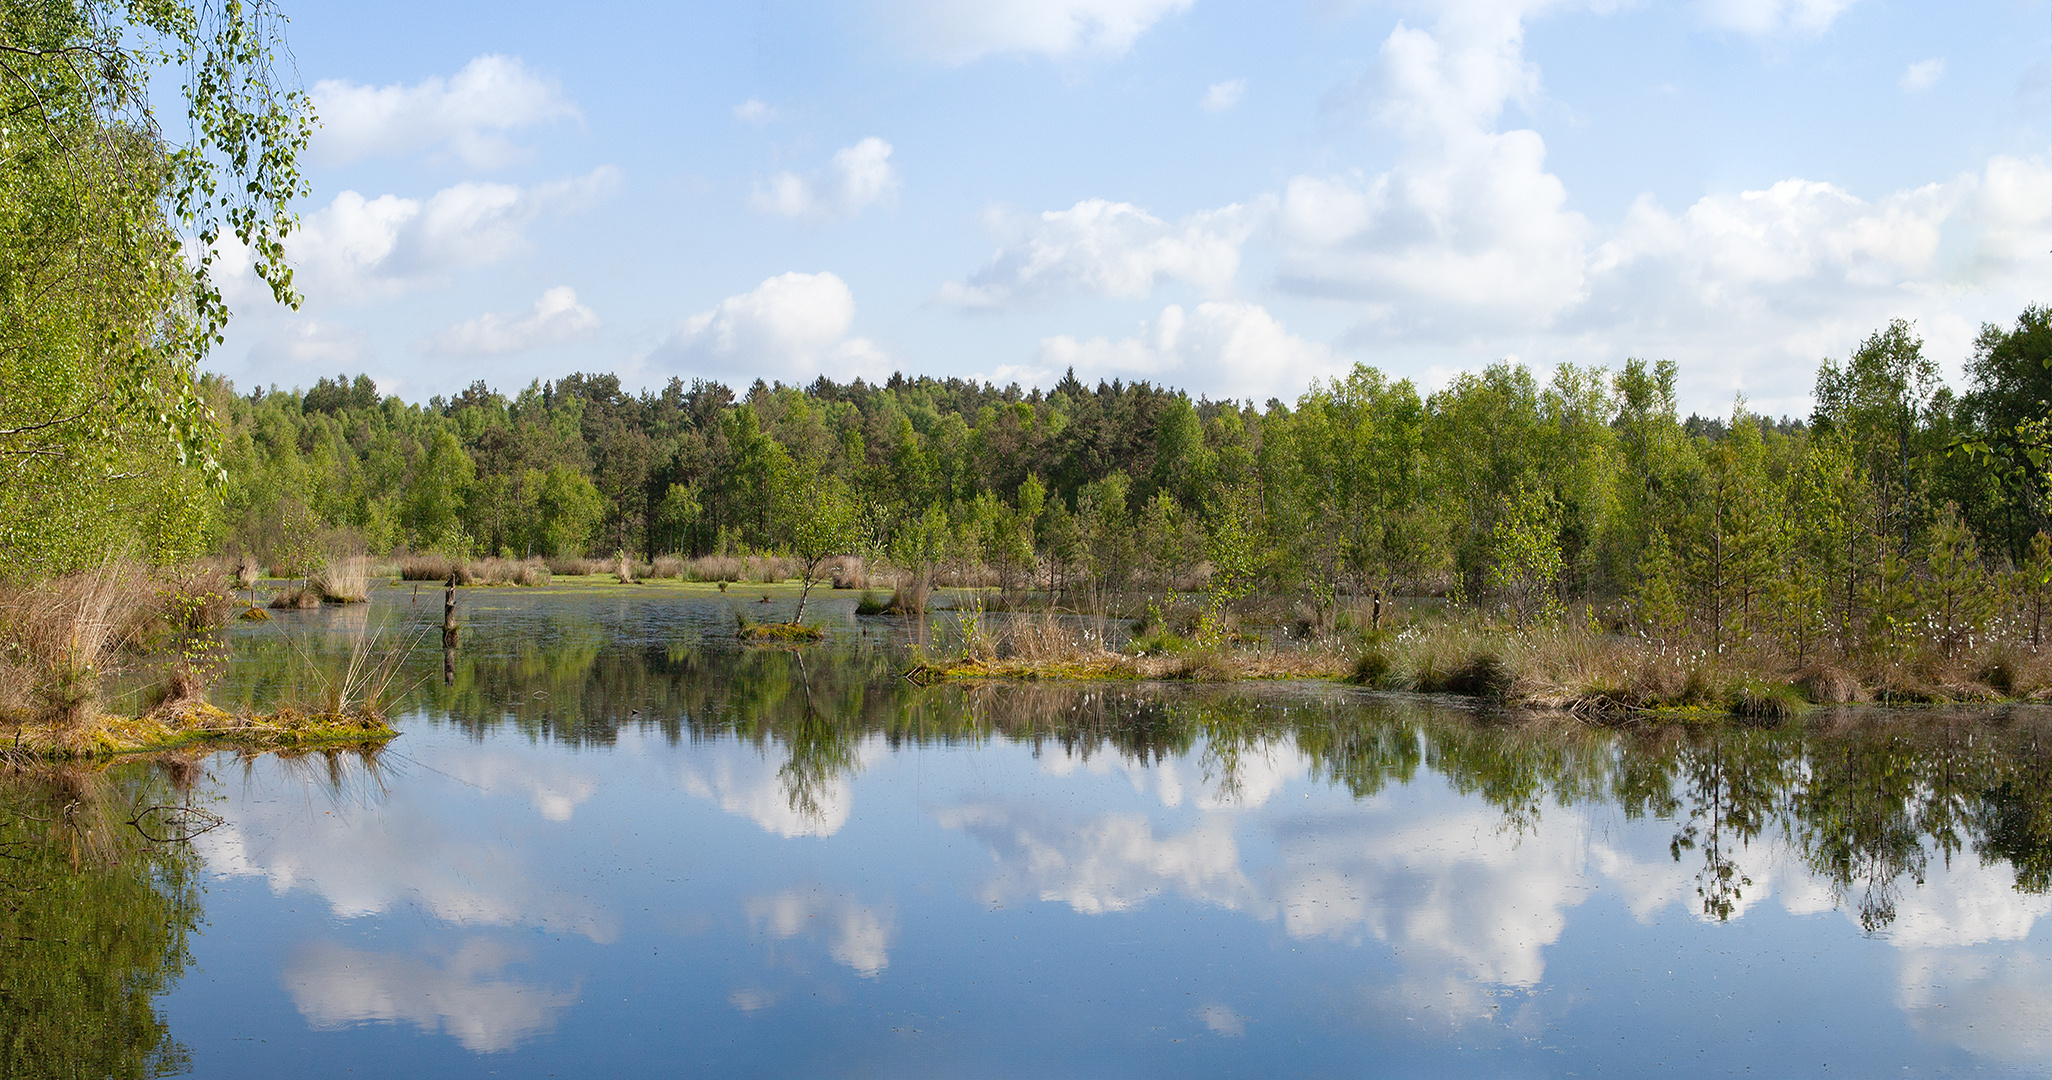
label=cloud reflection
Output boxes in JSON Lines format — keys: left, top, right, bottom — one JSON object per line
{"left": 745, "top": 888, "right": 897, "bottom": 978}
{"left": 284, "top": 938, "right": 579, "bottom": 1053}
{"left": 680, "top": 741, "right": 873, "bottom": 838}
{"left": 194, "top": 755, "right": 618, "bottom": 942}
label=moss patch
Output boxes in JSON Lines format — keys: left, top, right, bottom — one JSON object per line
{"left": 6, "top": 701, "right": 397, "bottom": 760}
{"left": 739, "top": 621, "right": 826, "bottom": 643}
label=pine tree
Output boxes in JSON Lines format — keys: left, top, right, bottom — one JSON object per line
{"left": 1919, "top": 502, "right": 1991, "bottom": 659}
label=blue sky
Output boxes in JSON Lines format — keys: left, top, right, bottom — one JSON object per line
{"left": 208, "top": 0, "right": 2052, "bottom": 416}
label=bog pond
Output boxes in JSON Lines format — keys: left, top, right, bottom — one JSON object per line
{"left": 9, "top": 584, "right": 2052, "bottom": 1077}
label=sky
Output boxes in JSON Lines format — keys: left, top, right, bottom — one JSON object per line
{"left": 204, "top": 0, "right": 2052, "bottom": 417}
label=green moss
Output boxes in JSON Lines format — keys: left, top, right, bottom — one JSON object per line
{"left": 11, "top": 702, "right": 397, "bottom": 760}
{"left": 739, "top": 621, "right": 826, "bottom": 643}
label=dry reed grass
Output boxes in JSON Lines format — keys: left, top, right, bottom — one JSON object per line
{"left": 286, "top": 625, "right": 424, "bottom": 722}
{"left": 827, "top": 556, "right": 867, "bottom": 589}
{"left": 397, "top": 554, "right": 553, "bottom": 586}
{"left": 923, "top": 612, "right": 1350, "bottom": 682}
{"left": 0, "top": 559, "right": 152, "bottom": 731}
{"left": 314, "top": 556, "right": 372, "bottom": 603}
{"left": 268, "top": 585, "right": 321, "bottom": 609}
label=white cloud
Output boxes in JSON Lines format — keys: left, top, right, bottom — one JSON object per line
{"left": 246, "top": 319, "right": 371, "bottom": 369}
{"left": 887, "top": 0, "right": 1193, "bottom": 63}
{"left": 287, "top": 168, "right": 617, "bottom": 301}
{"left": 285, "top": 939, "right": 579, "bottom": 1054}
{"left": 651, "top": 271, "right": 891, "bottom": 386}
{"left": 1274, "top": 7, "right": 1590, "bottom": 331}
{"left": 1039, "top": 301, "right": 1341, "bottom": 401}
{"left": 733, "top": 98, "right": 777, "bottom": 124}
{"left": 1202, "top": 78, "right": 1247, "bottom": 112}
{"left": 310, "top": 55, "right": 578, "bottom": 169}
{"left": 1698, "top": 0, "right": 1860, "bottom": 35}
{"left": 745, "top": 889, "right": 897, "bottom": 976}
{"left": 1898, "top": 948, "right": 2052, "bottom": 1066}
{"left": 751, "top": 137, "right": 899, "bottom": 222}
{"left": 941, "top": 198, "right": 1270, "bottom": 308}
{"left": 419, "top": 286, "right": 600, "bottom": 358}
{"left": 1900, "top": 58, "right": 1945, "bottom": 93}
{"left": 1554, "top": 155, "right": 2052, "bottom": 411}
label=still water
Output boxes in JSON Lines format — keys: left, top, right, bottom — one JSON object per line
{"left": 8, "top": 585, "right": 2052, "bottom": 1077}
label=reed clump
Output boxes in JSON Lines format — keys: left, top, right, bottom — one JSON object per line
{"left": 0, "top": 559, "right": 236, "bottom": 739}
{"left": 0, "top": 561, "right": 406, "bottom": 758}
{"left": 828, "top": 557, "right": 867, "bottom": 590}
{"left": 314, "top": 555, "right": 372, "bottom": 603}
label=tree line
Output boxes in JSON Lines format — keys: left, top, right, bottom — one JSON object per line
{"left": 206, "top": 308, "right": 2052, "bottom": 646}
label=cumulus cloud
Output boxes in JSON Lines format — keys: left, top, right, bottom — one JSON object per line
{"left": 650, "top": 271, "right": 891, "bottom": 386}
{"left": 419, "top": 286, "right": 599, "bottom": 358}
{"left": 1553, "top": 155, "right": 2052, "bottom": 411}
{"left": 751, "top": 138, "right": 898, "bottom": 222}
{"left": 286, "top": 168, "right": 618, "bottom": 301}
{"left": 1038, "top": 301, "right": 1341, "bottom": 402}
{"left": 311, "top": 55, "right": 578, "bottom": 168}
{"left": 1276, "top": 6, "right": 1590, "bottom": 330}
{"left": 1202, "top": 78, "right": 1247, "bottom": 112}
{"left": 886, "top": 0, "right": 1193, "bottom": 63}
{"left": 286, "top": 939, "right": 579, "bottom": 1054}
{"left": 1195, "top": 1003, "right": 1249, "bottom": 1036}
{"left": 941, "top": 198, "right": 1270, "bottom": 308}
{"left": 733, "top": 98, "right": 777, "bottom": 124}
{"left": 1698, "top": 0, "right": 1860, "bottom": 35}
{"left": 1900, "top": 58, "right": 1945, "bottom": 93}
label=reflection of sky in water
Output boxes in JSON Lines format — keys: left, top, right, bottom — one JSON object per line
{"left": 155, "top": 722, "right": 2052, "bottom": 1076}
{"left": 151, "top": 590, "right": 2052, "bottom": 1076}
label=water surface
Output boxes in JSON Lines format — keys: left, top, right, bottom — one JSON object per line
{"left": 7, "top": 585, "right": 2052, "bottom": 1077}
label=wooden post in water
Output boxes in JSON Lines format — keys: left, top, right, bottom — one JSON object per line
{"left": 443, "top": 572, "right": 459, "bottom": 684}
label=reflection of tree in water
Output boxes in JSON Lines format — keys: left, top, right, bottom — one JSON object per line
{"left": 1662, "top": 728, "right": 1797, "bottom": 921}
{"left": 775, "top": 652, "right": 861, "bottom": 824}
{"left": 1795, "top": 724, "right": 1933, "bottom": 931}
{"left": 1970, "top": 726, "right": 2052, "bottom": 894}
{"left": 0, "top": 747, "right": 388, "bottom": 1078}
{"left": 232, "top": 612, "right": 2052, "bottom": 929}
{"left": 0, "top": 761, "right": 201, "bottom": 1078}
